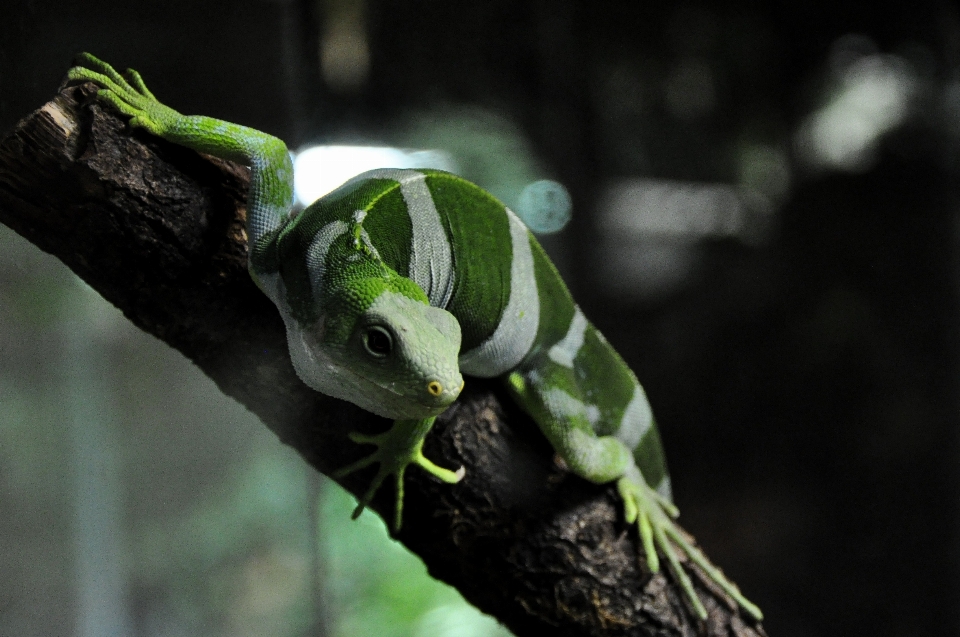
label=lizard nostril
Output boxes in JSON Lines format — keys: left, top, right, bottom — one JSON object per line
{"left": 427, "top": 381, "right": 443, "bottom": 397}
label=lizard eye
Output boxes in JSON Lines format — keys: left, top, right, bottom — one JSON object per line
{"left": 363, "top": 326, "right": 393, "bottom": 358}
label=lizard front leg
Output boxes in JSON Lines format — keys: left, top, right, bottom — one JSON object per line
{"left": 66, "top": 53, "right": 293, "bottom": 249}
{"left": 334, "top": 417, "right": 464, "bottom": 531}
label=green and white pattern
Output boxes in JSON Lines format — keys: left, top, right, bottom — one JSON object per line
{"left": 67, "top": 53, "right": 762, "bottom": 622}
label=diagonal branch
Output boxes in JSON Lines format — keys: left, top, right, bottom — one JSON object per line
{"left": 0, "top": 81, "right": 766, "bottom": 637}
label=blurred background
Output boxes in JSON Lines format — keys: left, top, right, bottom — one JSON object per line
{"left": 2, "top": 1, "right": 960, "bottom": 636}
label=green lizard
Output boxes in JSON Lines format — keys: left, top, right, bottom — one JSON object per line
{"left": 67, "top": 53, "right": 762, "bottom": 622}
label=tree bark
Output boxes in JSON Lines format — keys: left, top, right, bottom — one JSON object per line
{"left": 0, "top": 81, "right": 767, "bottom": 637}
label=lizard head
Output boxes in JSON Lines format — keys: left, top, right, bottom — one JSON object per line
{"left": 285, "top": 283, "right": 464, "bottom": 421}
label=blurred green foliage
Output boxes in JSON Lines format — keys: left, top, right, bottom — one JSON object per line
{"left": 320, "top": 487, "right": 512, "bottom": 637}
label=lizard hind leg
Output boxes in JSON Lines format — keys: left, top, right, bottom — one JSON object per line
{"left": 508, "top": 366, "right": 763, "bottom": 622}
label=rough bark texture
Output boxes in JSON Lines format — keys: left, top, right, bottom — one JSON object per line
{"left": 0, "top": 82, "right": 767, "bottom": 637}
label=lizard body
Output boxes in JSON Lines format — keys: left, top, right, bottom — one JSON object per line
{"left": 67, "top": 54, "right": 761, "bottom": 622}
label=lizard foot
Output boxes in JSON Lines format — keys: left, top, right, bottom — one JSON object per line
{"left": 66, "top": 53, "right": 179, "bottom": 136}
{"left": 333, "top": 417, "right": 464, "bottom": 532}
{"left": 617, "top": 473, "right": 763, "bottom": 622}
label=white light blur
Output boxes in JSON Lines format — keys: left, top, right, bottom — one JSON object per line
{"left": 599, "top": 178, "right": 749, "bottom": 239}
{"left": 595, "top": 178, "right": 772, "bottom": 297}
{"left": 293, "top": 146, "right": 459, "bottom": 206}
{"left": 796, "top": 49, "right": 916, "bottom": 172}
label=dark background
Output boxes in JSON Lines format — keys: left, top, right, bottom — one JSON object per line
{"left": 3, "top": 1, "right": 960, "bottom": 636}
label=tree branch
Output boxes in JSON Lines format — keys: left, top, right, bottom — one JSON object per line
{"left": 0, "top": 81, "right": 766, "bottom": 637}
